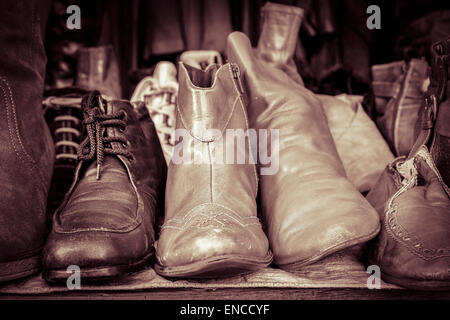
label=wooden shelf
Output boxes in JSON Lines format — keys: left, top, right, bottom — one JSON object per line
{"left": 1, "top": 250, "right": 448, "bottom": 300}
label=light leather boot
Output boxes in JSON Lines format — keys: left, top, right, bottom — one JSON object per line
{"left": 155, "top": 62, "right": 272, "bottom": 278}
{"left": 226, "top": 31, "right": 380, "bottom": 269}
{"left": 256, "top": 2, "right": 393, "bottom": 192}
{"left": 256, "top": 2, "right": 304, "bottom": 86}
{"left": 0, "top": 0, "right": 54, "bottom": 282}
{"left": 371, "top": 59, "right": 429, "bottom": 156}
{"left": 43, "top": 91, "right": 166, "bottom": 281}
{"left": 366, "top": 38, "right": 450, "bottom": 290}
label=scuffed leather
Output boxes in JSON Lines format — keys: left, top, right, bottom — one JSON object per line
{"left": 43, "top": 99, "right": 166, "bottom": 271}
{"left": 366, "top": 147, "right": 450, "bottom": 289}
{"left": 317, "top": 94, "right": 394, "bottom": 192}
{"left": 226, "top": 32, "right": 380, "bottom": 268}
{"left": 156, "top": 62, "right": 271, "bottom": 270}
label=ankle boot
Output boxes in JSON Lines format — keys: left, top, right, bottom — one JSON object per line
{"left": 226, "top": 32, "right": 380, "bottom": 269}
{"left": 131, "top": 61, "right": 178, "bottom": 165}
{"left": 76, "top": 46, "right": 122, "bottom": 99}
{"left": 155, "top": 62, "right": 272, "bottom": 278}
{"left": 255, "top": 2, "right": 393, "bottom": 192}
{"left": 43, "top": 88, "right": 87, "bottom": 217}
{"left": 0, "top": 0, "right": 54, "bottom": 282}
{"left": 371, "top": 59, "right": 429, "bottom": 156}
{"left": 43, "top": 91, "right": 166, "bottom": 281}
{"left": 366, "top": 38, "right": 450, "bottom": 290}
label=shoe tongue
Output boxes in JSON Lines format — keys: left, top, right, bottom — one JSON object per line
{"left": 154, "top": 62, "right": 177, "bottom": 88}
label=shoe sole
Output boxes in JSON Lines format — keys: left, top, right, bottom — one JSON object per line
{"left": 0, "top": 254, "right": 41, "bottom": 283}
{"left": 155, "top": 251, "right": 273, "bottom": 279}
{"left": 380, "top": 271, "right": 450, "bottom": 291}
{"left": 43, "top": 249, "right": 155, "bottom": 283}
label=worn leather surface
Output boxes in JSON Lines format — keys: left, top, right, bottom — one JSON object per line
{"left": 0, "top": 0, "right": 54, "bottom": 271}
{"left": 367, "top": 38, "right": 450, "bottom": 289}
{"left": 371, "top": 59, "right": 429, "bottom": 156}
{"left": 156, "top": 62, "right": 271, "bottom": 273}
{"left": 44, "top": 96, "right": 166, "bottom": 271}
{"left": 226, "top": 32, "right": 380, "bottom": 268}
{"left": 317, "top": 94, "right": 394, "bottom": 192}
{"left": 366, "top": 148, "right": 450, "bottom": 289}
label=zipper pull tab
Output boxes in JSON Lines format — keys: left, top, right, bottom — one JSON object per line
{"left": 231, "top": 64, "right": 245, "bottom": 94}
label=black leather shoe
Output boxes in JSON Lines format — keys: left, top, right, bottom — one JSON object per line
{"left": 43, "top": 91, "right": 166, "bottom": 282}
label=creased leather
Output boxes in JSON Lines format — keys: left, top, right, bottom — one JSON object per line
{"left": 155, "top": 62, "right": 271, "bottom": 275}
{"left": 226, "top": 31, "right": 380, "bottom": 268}
{"left": 43, "top": 98, "right": 166, "bottom": 273}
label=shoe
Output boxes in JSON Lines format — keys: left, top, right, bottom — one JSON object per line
{"left": 131, "top": 62, "right": 178, "bottom": 165}
{"left": 43, "top": 91, "right": 166, "bottom": 281}
{"left": 371, "top": 59, "right": 429, "bottom": 156}
{"left": 155, "top": 62, "right": 272, "bottom": 278}
{"left": 366, "top": 38, "right": 450, "bottom": 291}
{"left": 226, "top": 31, "right": 380, "bottom": 269}
{"left": 0, "top": 0, "right": 54, "bottom": 282}
{"left": 43, "top": 88, "right": 87, "bottom": 217}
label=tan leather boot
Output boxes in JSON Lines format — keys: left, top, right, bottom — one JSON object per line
{"left": 226, "top": 32, "right": 380, "bottom": 269}
{"left": 155, "top": 62, "right": 272, "bottom": 278}
{"left": 256, "top": 2, "right": 393, "bottom": 193}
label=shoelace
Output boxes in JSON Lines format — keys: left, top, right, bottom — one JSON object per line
{"left": 77, "top": 93, "right": 133, "bottom": 180}
{"left": 43, "top": 96, "right": 83, "bottom": 161}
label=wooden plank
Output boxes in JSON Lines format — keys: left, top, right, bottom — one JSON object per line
{"left": 0, "top": 248, "right": 448, "bottom": 299}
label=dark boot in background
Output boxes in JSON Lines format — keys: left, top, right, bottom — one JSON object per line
{"left": 155, "top": 62, "right": 272, "bottom": 278}
{"left": 43, "top": 88, "right": 87, "bottom": 219}
{"left": 43, "top": 91, "right": 166, "bottom": 281}
{"left": 0, "top": 0, "right": 54, "bottom": 282}
{"left": 371, "top": 59, "right": 429, "bottom": 156}
{"left": 366, "top": 38, "right": 450, "bottom": 291}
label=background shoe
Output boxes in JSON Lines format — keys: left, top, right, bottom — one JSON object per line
{"left": 366, "top": 38, "right": 450, "bottom": 290}
{"left": 371, "top": 59, "right": 429, "bottom": 156}
{"left": 131, "top": 61, "right": 177, "bottom": 165}
{"left": 155, "top": 62, "right": 272, "bottom": 278}
{"left": 43, "top": 91, "right": 166, "bottom": 282}
{"left": 43, "top": 88, "right": 87, "bottom": 218}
